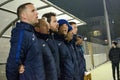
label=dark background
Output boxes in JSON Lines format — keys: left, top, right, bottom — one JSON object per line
{"left": 48, "top": 0, "right": 120, "bottom": 44}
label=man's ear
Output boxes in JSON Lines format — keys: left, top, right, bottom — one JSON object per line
{"left": 21, "top": 12, "right": 27, "bottom": 19}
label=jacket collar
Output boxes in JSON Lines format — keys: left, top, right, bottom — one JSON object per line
{"left": 54, "top": 33, "right": 65, "bottom": 42}
{"left": 35, "top": 32, "right": 50, "bottom": 40}
{"left": 16, "top": 21, "right": 34, "bottom": 32}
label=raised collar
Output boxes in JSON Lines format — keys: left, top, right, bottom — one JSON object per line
{"left": 16, "top": 21, "right": 34, "bottom": 32}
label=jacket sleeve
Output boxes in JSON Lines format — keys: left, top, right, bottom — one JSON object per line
{"left": 11, "top": 29, "right": 26, "bottom": 65}
{"left": 6, "top": 29, "right": 26, "bottom": 80}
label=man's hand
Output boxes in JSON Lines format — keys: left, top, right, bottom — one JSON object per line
{"left": 19, "top": 64, "right": 25, "bottom": 74}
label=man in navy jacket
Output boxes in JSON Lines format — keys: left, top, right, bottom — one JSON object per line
{"left": 6, "top": 3, "right": 45, "bottom": 80}
{"left": 55, "top": 19, "right": 74, "bottom": 80}
{"left": 42, "top": 12, "right": 60, "bottom": 79}
{"left": 75, "top": 35, "right": 87, "bottom": 80}
{"left": 69, "top": 22, "right": 87, "bottom": 80}
{"left": 64, "top": 32, "right": 80, "bottom": 80}
{"left": 34, "top": 18, "right": 57, "bottom": 80}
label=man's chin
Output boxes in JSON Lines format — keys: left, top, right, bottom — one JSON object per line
{"left": 49, "top": 29, "right": 58, "bottom": 33}
{"left": 36, "top": 20, "right": 39, "bottom": 23}
{"left": 54, "top": 29, "right": 58, "bottom": 32}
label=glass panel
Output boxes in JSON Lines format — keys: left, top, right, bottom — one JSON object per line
{"left": 76, "top": 23, "right": 86, "bottom": 26}
{"left": 57, "top": 14, "right": 73, "bottom": 20}
{"left": 69, "top": 19, "right": 81, "bottom": 23}
{"left": 0, "top": 0, "right": 8, "bottom": 5}
{"left": 3, "top": 26, "right": 12, "bottom": 37}
{"left": 0, "top": 10, "right": 17, "bottom": 33}
{"left": 0, "top": 38, "right": 10, "bottom": 63}
{"left": 1, "top": 0, "right": 48, "bottom": 12}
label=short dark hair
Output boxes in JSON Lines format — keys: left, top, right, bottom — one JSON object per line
{"left": 69, "top": 22, "right": 76, "bottom": 25}
{"left": 17, "top": 3, "right": 33, "bottom": 19}
{"left": 112, "top": 41, "right": 118, "bottom": 46}
{"left": 34, "top": 18, "right": 46, "bottom": 28}
{"left": 42, "top": 12, "right": 56, "bottom": 23}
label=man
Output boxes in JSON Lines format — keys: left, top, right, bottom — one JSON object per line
{"left": 109, "top": 41, "right": 120, "bottom": 80}
{"left": 55, "top": 19, "right": 74, "bottom": 80}
{"left": 42, "top": 12, "right": 58, "bottom": 32}
{"left": 69, "top": 22, "right": 87, "bottom": 80}
{"left": 69, "top": 22, "right": 78, "bottom": 35}
{"left": 34, "top": 18, "right": 57, "bottom": 80}
{"left": 42, "top": 12, "right": 60, "bottom": 79}
{"left": 6, "top": 3, "right": 45, "bottom": 80}
{"left": 64, "top": 24, "right": 80, "bottom": 80}
{"left": 75, "top": 35, "right": 87, "bottom": 80}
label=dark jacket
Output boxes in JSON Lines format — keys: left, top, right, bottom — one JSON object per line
{"left": 6, "top": 22, "right": 45, "bottom": 80}
{"left": 76, "top": 45, "right": 86, "bottom": 79}
{"left": 64, "top": 40, "right": 79, "bottom": 80}
{"left": 55, "top": 33, "right": 74, "bottom": 80}
{"left": 35, "top": 32, "right": 58, "bottom": 80}
{"left": 45, "top": 32, "right": 60, "bottom": 78}
{"left": 109, "top": 47, "right": 120, "bottom": 63}
{"left": 72, "top": 35, "right": 86, "bottom": 80}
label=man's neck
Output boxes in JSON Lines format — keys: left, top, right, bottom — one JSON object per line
{"left": 21, "top": 19, "right": 33, "bottom": 26}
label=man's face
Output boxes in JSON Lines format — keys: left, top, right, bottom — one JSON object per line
{"left": 58, "top": 24, "right": 68, "bottom": 36}
{"left": 36, "top": 20, "right": 50, "bottom": 34}
{"left": 66, "top": 30, "right": 73, "bottom": 41}
{"left": 49, "top": 16, "right": 58, "bottom": 32}
{"left": 23, "top": 4, "right": 38, "bottom": 25}
{"left": 71, "top": 24, "right": 78, "bottom": 35}
{"left": 75, "top": 37, "right": 83, "bottom": 45}
{"left": 40, "top": 21, "right": 50, "bottom": 34}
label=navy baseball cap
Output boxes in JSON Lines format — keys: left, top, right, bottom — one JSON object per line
{"left": 58, "top": 19, "right": 73, "bottom": 32}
